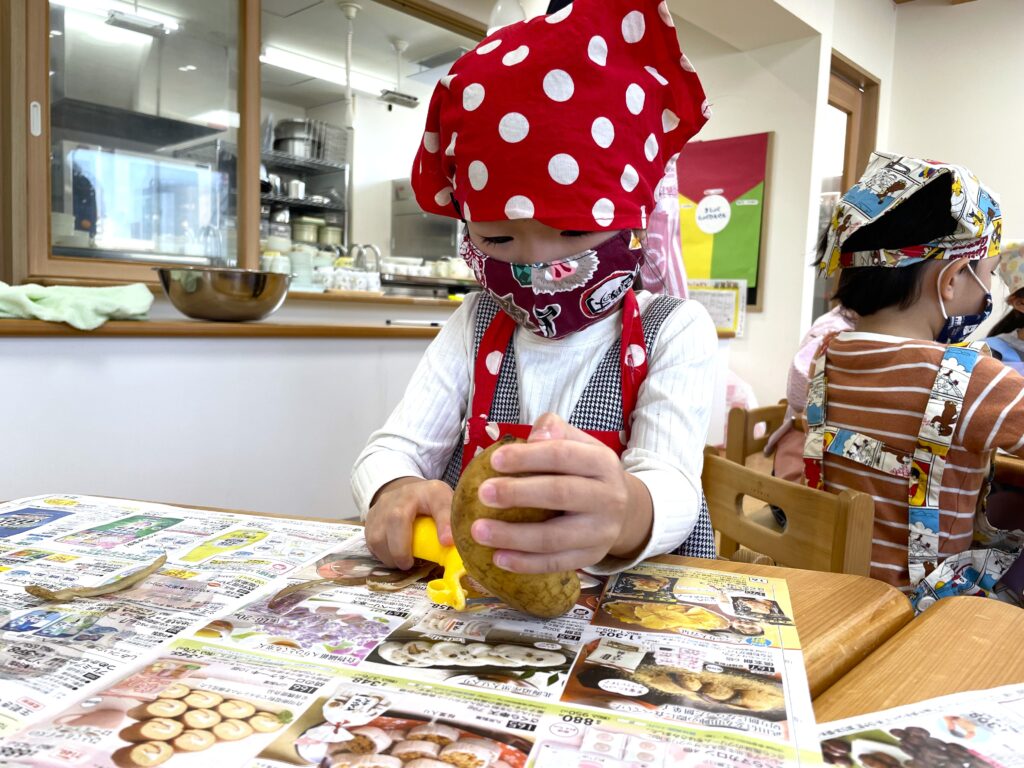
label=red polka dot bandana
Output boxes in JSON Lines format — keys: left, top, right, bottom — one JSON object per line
{"left": 411, "top": 0, "right": 709, "bottom": 232}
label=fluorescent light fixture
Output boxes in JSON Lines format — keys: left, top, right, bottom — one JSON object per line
{"left": 260, "top": 46, "right": 393, "bottom": 96}
{"left": 178, "top": 64, "right": 197, "bottom": 72}
{"left": 49, "top": 0, "right": 179, "bottom": 32}
{"left": 50, "top": 29, "right": 63, "bottom": 37}
{"left": 192, "top": 109, "right": 239, "bottom": 128}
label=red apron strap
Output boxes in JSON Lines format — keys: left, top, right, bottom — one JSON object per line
{"left": 469, "top": 307, "right": 518, "bottom": 421}
{"left": 461, "top": 290, "right": 650, "bottom": 475}
{"left": 618, "top": 290, "right": 648, "bottom": 444}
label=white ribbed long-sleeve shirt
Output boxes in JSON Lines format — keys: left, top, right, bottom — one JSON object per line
{"left": 351, "top": 290, "right": 718, "bottom": 574}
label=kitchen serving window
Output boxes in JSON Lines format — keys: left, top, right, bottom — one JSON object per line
{"left": 1, "top": 0, "right": 484, "bottom": 287}
{"left": 48, "top": 0, "right": 240, "bottom": 267}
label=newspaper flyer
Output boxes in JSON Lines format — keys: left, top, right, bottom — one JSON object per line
{"left": 0, "top": 496, "right": 824, "bottom": 766}
{"left": 1, "top": 641, "right": 342, "bottom": 767}
{"left": 0, "top": 495, "right": 360, "bottom": 736}
{"left": 818, "top": 684, "right": 1024, "bottom": 767}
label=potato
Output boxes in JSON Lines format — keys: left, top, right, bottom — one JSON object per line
{"left": 451, "top": 438, "right": 580, "bottom": 618}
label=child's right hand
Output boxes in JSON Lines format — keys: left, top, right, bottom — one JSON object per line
{"left": 365, "top": 477, "right": 454, "bottom": 570}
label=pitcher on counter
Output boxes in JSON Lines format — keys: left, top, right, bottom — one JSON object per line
{"left": 352, "top": 0, "right": 718, "bottom": 578}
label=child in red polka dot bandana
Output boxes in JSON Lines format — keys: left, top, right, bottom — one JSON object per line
{"left": 355, "top": 0, "right": 719, "bottom": 582}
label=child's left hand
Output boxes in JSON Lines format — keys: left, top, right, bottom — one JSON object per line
{"left": 471, "top": 412, "right": 654, "bottom": 573}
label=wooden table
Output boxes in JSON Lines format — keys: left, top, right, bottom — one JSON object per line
{"left": 656, "top": 556, "right": 914, "bottom": 697}
{"left": 814, "top": 595, "right": 1024, "bottom": 722}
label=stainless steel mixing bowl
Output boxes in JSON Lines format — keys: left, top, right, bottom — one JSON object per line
{"left": 156, "top": 266, "right": 290, "bottom": 322}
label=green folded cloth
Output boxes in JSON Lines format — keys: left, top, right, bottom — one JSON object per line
{"left": 0, "top": 282, "right": 154, "bottom": 331}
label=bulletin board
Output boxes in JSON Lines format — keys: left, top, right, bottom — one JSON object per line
{"left": 677, "top": 132, "right": 772, "bottom": 310}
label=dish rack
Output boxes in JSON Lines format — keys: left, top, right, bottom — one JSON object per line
{"left": 267, "top": 118, "right": 350, "bottom": 166}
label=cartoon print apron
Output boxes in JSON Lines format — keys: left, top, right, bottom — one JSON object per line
{"left": 803, "top": 339, "right": 1023, "bottom": 613}
{"left": 441, "top": 291, "right": 716, "bottom": 559}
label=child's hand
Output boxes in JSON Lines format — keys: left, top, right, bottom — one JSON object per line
{"left": 365, "top": 478, "right": 454, "bottom": 570}
{"left": 471, "top": 413, "right": 654, "bottom": 573}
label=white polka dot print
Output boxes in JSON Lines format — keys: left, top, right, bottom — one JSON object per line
{"left": 543, "top": 69, "right": 574, "bottom": 102}
{"left": 468, "top": 160, "right": 489, "bottom": 191}
{"left": 441, "top": 74, "right": 456, "bottom": 88}
{"left": 546, "top": 4, "right": 572, "bottom": 23}
{"left": 680, "top": 53, "right": 696, "bottom": 72}
{"left": 502, "top": 45, "right": 529, "bottom": 66}
{"left": 625, "top": 343, "right": 646, "bottom": 367}
{"left": 620, "top": 164, "right": 639, "bottom": 192}
{"left": 702, "top": 99, "right": 713, "bottom": 118}
{"left": 644, "top": 134, "right": 659, "bottom": 161}
{"left": 445, "top": 132, "right": 458, "bottom": 156}
{"left": 434, "top": 187, "right": 453, "bottom": 206}
{"left": 505, "top": 195, "right": 535, "bottom": 219}
{"left": 588, "top": 36, "right": 608, "bottom": 66}
{"left": 548, "top": 153, "right": 579, "bottom": 185}
{"left": 498, "top": 112, "right": 529, "bottom": 143}
{"left": 658, "top": 1, "right": 674, "bottom": 27}
{"left": 463, "top": 201, "right": 472, "bottom": 221}
{"left": 462, "top": 83, "right": 485, "bottom": 111}
{"left": 662, "top": 109, "right": 680, "bottom": 132}
{"left": 626, "top": 83, "right": 646, "bottom": 115}
{"left": 423, "top": 132, "right": 439, "bottom": 153}
{"left": 593, "top": 198, "right": 615, "bottom": 227}
{"left": 485, "top": 351, "right": 503, "bottom": 375}
{"left": 644, "top": 66, "right": 668, "bottom": 86}
{"left": 622, "top": 10, "right": 645, "bottom": 43}
{"left": 591, "top": 117, "right": 614, "bottom": 148}
{"left": 476, "top": 39, "right": 502, "bottom": 55}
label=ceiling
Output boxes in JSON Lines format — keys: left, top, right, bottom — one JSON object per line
{"left": 260, "top": 0, "right": 478, "bottom": 108}
{"left": 103, "top": 0, "right": 480, "bottom": 109}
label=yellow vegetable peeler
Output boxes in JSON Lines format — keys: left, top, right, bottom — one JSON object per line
{"left": 411, "top": 516, "right": 467, "bottom": 611}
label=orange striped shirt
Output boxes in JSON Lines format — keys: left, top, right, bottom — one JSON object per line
{"left": 816, "top": 331, "right": 1024, "bottom": 591}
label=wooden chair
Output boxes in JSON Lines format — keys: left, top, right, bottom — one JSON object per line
{"left": 994, "top": 454, "right": 1024, "bottom": 487}
{"left": 723, "top": 402, "right": 790, "bottom": 541}
{"left": 725, "top": 401, "right": 788, "bottom": 469}
{"left": 702, "top": 452, "right": 875, "bottom": 576}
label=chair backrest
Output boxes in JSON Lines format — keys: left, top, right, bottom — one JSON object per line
{"left": 702, "top": 452, "right": 875, "bottom": 576}
{"left": 994, "top": 454, "right": 1024, "bottom": 487}
{"left": 725, "top": 402, "right": 788, "bottom": 465}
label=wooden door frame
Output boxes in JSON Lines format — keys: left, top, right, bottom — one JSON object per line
{"left": 829, "top": 52, "right": 880, "bottom": 189}
{"left": 11, "top": 0, "right": 262, "bottom": 286}
{"left": 2, "top": 0, "right": 483, "bottom": 287}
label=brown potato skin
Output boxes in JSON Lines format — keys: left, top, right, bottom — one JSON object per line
{"left": 452, "top": 439, "right": 580, "bottom": 618}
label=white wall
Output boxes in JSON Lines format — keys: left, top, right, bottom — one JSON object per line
{"left": 676, "top": 21, "right": 825, "bottom": 404}
{"left": 830, "top": 0, "right": 896, "bottom": 150}
{"left": 888, "top": 0, "right": 1024, "bottom": 219}
{"left": 887, "top": 0, "right": 1024, "bottom": 334}
{"left": 0, "top": 335, "right": 430, "bottom": 520}
{"left": 309, "top": 79, "right": 434, "bottom": 258}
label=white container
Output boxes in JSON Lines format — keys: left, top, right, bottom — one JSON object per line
{"left": 288, "top": 179, "right": 306, "bottom": 199}
{"left": 266, "top": 235, "right": 292, "bottom": 253}
{"left": 270, "top": 254, "right": 291, "bottom": 275}
{"left": 290, "top": 248, "right": 314, "bottom": 287}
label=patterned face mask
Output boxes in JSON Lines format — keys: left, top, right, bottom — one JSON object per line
{"left": 460, "top": 230, "right": 643, "bottom": 339}
{"left": 935, "top": 261, "right": 993, "bottom": 344}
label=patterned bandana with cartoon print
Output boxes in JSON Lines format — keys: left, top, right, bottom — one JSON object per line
{"left": 460, "top": 230, "right": 642, "bottom": 339}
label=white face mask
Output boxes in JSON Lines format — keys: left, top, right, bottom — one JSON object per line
{"left": 936, "top": 261, "right": 993, "bottom": 344}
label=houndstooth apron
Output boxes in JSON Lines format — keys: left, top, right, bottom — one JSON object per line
{"left": 441, "top": 290, "right": 716, "bottom": 559}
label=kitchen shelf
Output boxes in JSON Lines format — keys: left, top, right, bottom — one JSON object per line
{"left": 261, "top": 193, "right": 344, "bottom": 213}
{"left": 261, "top": 149, "right": 346, "bottom": 175}
{"left": 177, "top": 140, "right": 347, "bottom": 177}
